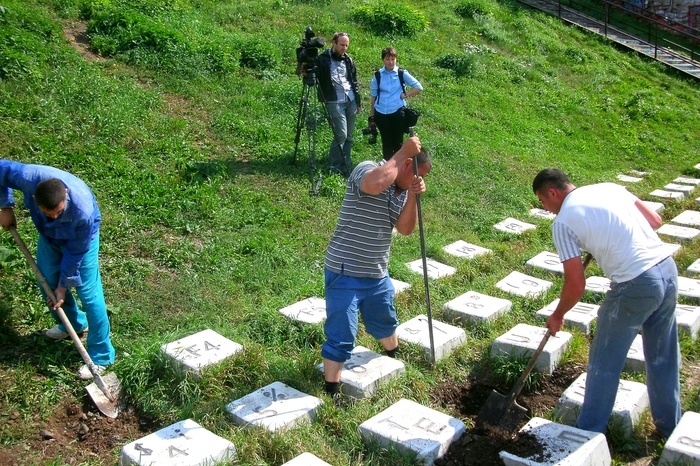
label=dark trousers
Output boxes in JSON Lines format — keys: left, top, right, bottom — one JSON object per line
{"left": 374, "top": 108, "right": 405, "bottom": 161}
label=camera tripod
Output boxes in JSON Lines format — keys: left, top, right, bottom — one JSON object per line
{"left": 292, "top": 69, "right": 331, "bottom": 196}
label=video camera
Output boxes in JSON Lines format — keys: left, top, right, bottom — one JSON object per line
{"left": 296, "top": 27, "right": 325, "bottom": 84}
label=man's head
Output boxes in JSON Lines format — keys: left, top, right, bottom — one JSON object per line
{"left": 396, "top": 148, "right": 431, "bottom": 190}
{"left": 34, "top": 178, "right": 67, "bottom": 219}
{"left": 532, "top": 168, "right": 575, "bottom": 215}
{"left": 331, "top": 32, "right": 349, "bottom": 56}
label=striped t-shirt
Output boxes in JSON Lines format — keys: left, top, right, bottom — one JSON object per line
{"left": 325, "top": 160, "right": 408, "bottom": 278}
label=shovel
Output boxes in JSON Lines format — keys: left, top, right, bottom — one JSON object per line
{"left": 475, "top": 252, "right": 594, "bottom": 432}
{"left": 409, "top": 127, "right": 436, "bottom": 366}
{"left": 475, "top": 328, "right": 551, "bottom": 432}
{"left": 9, "top": 226, "right": 124, "bottom": 418}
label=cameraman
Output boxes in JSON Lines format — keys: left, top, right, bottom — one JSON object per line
{"left": 316, "top": 32, "right": 362, "bottom": 177}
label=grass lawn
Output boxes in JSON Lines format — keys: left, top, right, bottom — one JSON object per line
{"left": 1, "top": 0, "right": 700, "bottom": 464}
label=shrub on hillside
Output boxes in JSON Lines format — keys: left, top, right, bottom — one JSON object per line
{"left": 78, "top": 0, "right": 112, "bottom": 20}
{"left": 351, "top": 2, "right": 428, "bottom": 36}
{"left": 198, "top": 36, "right": 239, "bottom": 74}
{"left": 239, "top": 38, "right": 276, "bottom": 70}
{"left": 434, "top": 53, "right": 478, "bottom": 78}
{"left": 474, "top": 13, "right": 511, "bottom": 44}
{"left": 87, "top": 9, "right": 185, "bottom": 56}
{"left": 455, "top": 0, "right": 493, "bottom": 18}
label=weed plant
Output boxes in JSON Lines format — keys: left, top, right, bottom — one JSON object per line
{"left": 1, "top": 0, "right": 700, "bottom": 464}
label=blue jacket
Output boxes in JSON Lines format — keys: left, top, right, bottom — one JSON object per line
{"left": 0, "top": 160, "right": 101, "bottom": 288}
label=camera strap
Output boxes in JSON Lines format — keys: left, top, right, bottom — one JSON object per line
{"left": 375, "top": 68, "right": 405, "bottom": 103}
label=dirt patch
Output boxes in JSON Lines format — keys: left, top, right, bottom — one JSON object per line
{"left": 63, "top": 22, "right": 105, "bottom": 62}
{"left": 0, "top": 398, "right": 155, "bottom": 465}
{"left": 433, "top": 362, "right": 585, "bottom": 465}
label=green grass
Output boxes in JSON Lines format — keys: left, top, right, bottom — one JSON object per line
{"left": 1, "top": 0, "right": 700, "bottom": 464}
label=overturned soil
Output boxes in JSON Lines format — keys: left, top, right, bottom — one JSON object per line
{"left": 0, "top": 398, "right": 156, "bottom": 465}
{"left": 433, "top": 362, "right": 586, "bottom": 465}
{"left": 0, "top": 362, "right": 585, "bottom": 465}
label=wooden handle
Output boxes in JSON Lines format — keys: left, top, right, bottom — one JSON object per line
{"left": 9, "top": 226, "right": 114, "bottom": 401}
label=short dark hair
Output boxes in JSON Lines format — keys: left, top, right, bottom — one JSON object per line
{"left": 416, "top": 148, "right": 432, "bottom": 173}
{"left": 35, "top": 178, "right": 66, "bottom": 209}
{"left": 532, "top": 168, "right": 571, "bottom": 194}
{"left": 381, "top": 47, "right": 397, "bottom": 59}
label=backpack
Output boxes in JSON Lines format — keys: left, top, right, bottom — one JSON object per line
{"left": 374, "top": 68, "right": 405, "bottom": 103}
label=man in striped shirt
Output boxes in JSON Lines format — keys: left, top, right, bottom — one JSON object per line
{"left": 532, "top": 168, "right": 680, "bottom": 438}
{"left": 322, "top": 136, "right": 431, "bottom": 401}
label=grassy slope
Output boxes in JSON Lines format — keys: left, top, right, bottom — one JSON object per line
{"left": 1, "top": 0, "right": 700, "bottom": 464}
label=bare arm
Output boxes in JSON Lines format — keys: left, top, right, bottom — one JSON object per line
{"left": 360, "top": 136, "right": 421, "bottom": 195}
{"left": 394, "top": 175, "right": 427, "bottom": 235}
{"left": 547, "top": 256, "right": 586, "bottom": 335}
{"left": 635, "top": 199, "right": 663, "bottom": 230}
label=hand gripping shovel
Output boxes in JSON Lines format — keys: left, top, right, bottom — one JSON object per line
{"left": 409, "top": 127, "right": 436, "bottom": 366}
{"left": 9, "top": 226, "right": 124, "bottom": 418}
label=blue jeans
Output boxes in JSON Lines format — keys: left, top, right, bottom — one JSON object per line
{"left": 37, "top": 233, "right": 116, "bottom": 366}
{"left": 577, "top": 256, "right": 681, "bottom": 437}
{"left": 321, "top": 269, "right": 398, "bottom": 362}
{"left": 326, "top": 100, "right": 357, "bottom": 176}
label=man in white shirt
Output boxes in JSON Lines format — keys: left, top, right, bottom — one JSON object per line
{"left": 532, "top": 168, "right": 681, "bottom": 437}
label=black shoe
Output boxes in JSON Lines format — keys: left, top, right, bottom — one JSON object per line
{"left": 385, "top": 346, "right": 400, "bottom": 358}
{"left": 332, "top": 392, "right": 355, "bottom": 408}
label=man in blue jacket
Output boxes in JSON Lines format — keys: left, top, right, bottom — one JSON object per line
{"left": 0, "top": 160, "right": 116, "bottom": 380}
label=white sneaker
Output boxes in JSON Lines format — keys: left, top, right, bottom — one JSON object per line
{"left": 77, "top": 364, "right": 107, "bottom": 381}
{"left": 44, "top": 325, "right": 88, "bottom": 340}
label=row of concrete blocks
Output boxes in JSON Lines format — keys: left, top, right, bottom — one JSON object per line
{"left": 119, "top": 172, "right": 700, "bottom": 464}
{"left": 279, "top": 264, "right": 700, "bottom": 344}
{"left": 120, "top": 332, "right": 700, "bottom": 465}
{"left": 608, "top": 173, "right": 700, "bottom": 242}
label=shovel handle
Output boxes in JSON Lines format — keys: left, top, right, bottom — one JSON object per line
{"left": 502, "top": 329, "right": 551, "bottom": 411}
{"left": 409, "top": 127, "right": 436, "bottom": 366}
{"left": 8, "top": 226, "right": 115, "bottom": 402}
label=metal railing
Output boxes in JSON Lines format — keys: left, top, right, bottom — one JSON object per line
{"left": 549, "top": 0, "right": 700, "bottom": 64}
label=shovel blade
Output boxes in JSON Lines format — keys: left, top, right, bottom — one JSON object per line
{"left": 475, "top": 388, "right": 527, "bottom": 432}
{"left": 86, "top": 372, "right": 124, "bottom": 419}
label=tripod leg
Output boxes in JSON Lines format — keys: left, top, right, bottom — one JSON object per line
{"left": 293, "top": 84, "right": 310, "bottom": 165}
{"left": 308, "top": 86, "right": 322, "bottom": 195}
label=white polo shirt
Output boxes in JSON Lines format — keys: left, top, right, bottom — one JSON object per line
{"left": 552, "top": 183, "right": 669, "bottom": 283}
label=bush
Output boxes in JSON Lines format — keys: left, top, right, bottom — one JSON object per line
{"left": 351, "top": 2, "right": 428, "bottom": 36}
{"left": 455, "top": 0, "right": 493, "bottom": 18}
{"left": 434, "top": 52, "right": 478, "bottom": 78}
{"left": 474, "top": 12, "right": 510, "bottom": 44}
{"left": 78, "top": 0, "right": 113, "bottom": 20}
{"left": 87, "top": 9, "right": 186, "bottom": 56}
{"left": 239, "top": 38, "right": 276, "bottom": 70}
{"left": 198, "top": 37, "right": 238, "bottom": 74}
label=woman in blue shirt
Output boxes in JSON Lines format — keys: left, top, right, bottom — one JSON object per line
{"left": 369, "top": 47, "right": 424, "bottom": 160}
